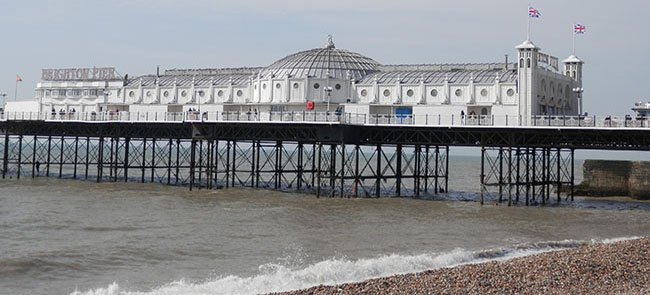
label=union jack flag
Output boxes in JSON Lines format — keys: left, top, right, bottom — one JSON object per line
{"left": 529, "top": 6, "right": 541, "bottom": 18}
{"left": 574, "top": 24, "right": 586, "bottom": 34}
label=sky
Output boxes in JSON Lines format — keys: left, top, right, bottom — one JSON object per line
{"left": 0, "top": 0, "right": 649, "bottom": 116}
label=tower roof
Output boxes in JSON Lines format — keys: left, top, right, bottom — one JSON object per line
{"left": 515, "top": 40, "right": 540, "bottom": 50}
{"left": 562, "top": 55, "right": 584, "bottom": 63}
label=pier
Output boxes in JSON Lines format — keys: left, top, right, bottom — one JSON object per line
{"left": 1, "top": 112, "right": 649, "bottom": 204}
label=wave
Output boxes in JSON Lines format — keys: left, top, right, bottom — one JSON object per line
{"left": 69, "top": 237, "right": 643, "bottom": 295}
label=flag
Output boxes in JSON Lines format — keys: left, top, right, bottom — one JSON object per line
{"left": 16, "top": 75, "right": 22, "bottom": 82}
{"left": 528, "top": 6, "right": 541, "bottom": 18}
{"left": 574, "top": 24, "right": 586, "bottom": 34}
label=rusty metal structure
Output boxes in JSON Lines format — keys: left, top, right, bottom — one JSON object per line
{"left": 1, "top": 121, "right": 649, "bottom": 203}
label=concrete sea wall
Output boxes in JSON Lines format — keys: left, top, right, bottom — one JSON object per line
{"left": 579, "top": 160, "right": 650, "bottom": 200}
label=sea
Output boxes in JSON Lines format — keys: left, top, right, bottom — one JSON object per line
{"left": 1, "top": 155, "right": 649, "bottom": 295}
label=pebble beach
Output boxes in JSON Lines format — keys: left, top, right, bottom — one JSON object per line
{"left": 272, "top": 237, "right": 650, "bottom": 295}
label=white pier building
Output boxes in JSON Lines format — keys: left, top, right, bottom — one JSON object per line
{"left": 30, "top": 36, "right": 583, "bottom": 124}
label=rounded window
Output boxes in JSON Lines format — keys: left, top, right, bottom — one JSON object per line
{"left": 217, "top": 90, "right": 224, "bottom": 97}
{"left": 275, "top": 83, "right": 281, "bottom": 89}
{"left": 383, "top": 89, "right": 390, "bottom": 97}
{"left": 236, "top": 90, "right": 243, "bottom": 97}
{"left": 430, "top": 89, "right": 438, "bottom": 97}
{"left": 455, "top": 89, "right": 462, "bottom": 97}
{"left": 181, "top": 90, "right": 187, "bottom": 97}
{"left": 145, "top": 91, "right": 151, "bottom": 97}
{"left": 480, "top": 89, "right": 488, "bottom": 97}
{"left": 198, "top": 90, "right": 205, "bottom": 97}
{"left": 128, "top": 91, "right": 135, "bottom": 98}
{"left": 507, "top": 89, "right": 515, "bottom": 97}
{"left": 262, "top": 83, "right": 267, "bottom": 90}
{"left": 335, "top": 84, "right": 341, "bottom": 90}
{"left": 313, "top": 83, "right": 320, "bottom": 89}
{"left": 293, "top": 83, "right": 299, "bottom": 89}
{"left": 163, "top": 90, "right": 169, "bottom": 97}
{"left": 406, "top": 89, "right": 414, "bottom": 97}
{"left": 360, "top": 89, "right": 368, "bottom": 97}
{"left": 565, "top": 86, "right": 570, "bottom": 99}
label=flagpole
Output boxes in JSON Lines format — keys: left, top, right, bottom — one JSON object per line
{"left": 572, "top": 23, "right": 576, "bottom": 55}
{"left": 14, "top": 80, "right": 18, "bottom": 101}
{"left": 527, "top": 7, "right": 531, "bottom": 40}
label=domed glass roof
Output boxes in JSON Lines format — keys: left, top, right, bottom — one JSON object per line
{"left": 261, "top": 36, "right": 380, "bottom": 80}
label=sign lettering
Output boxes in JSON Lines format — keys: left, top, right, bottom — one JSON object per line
{"left": 41, "top": 67, "right": 121, "bottom": 81}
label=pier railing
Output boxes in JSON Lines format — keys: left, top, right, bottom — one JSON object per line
{"left": 0, "top": 111, "right": 648, "bottom": 128}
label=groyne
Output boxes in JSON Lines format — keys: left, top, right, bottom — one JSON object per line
{"left": 578, "top": 160, "right": 650, "bottom": 200}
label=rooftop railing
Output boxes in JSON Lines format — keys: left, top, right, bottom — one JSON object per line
{"left": 0, "top": 111, "right": 648, "bottom": 128}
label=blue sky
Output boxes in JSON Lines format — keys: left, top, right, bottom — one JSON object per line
{"left": 1, "top": 0, "right": 648, "bottom": 115}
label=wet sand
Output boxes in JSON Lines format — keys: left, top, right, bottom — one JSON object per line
{"left": 273, "top": 237, "right": 650, "bottom": 295}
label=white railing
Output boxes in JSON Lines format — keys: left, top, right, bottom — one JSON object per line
{"left": 0, "top": 111, "right": 648, "bottom": 128}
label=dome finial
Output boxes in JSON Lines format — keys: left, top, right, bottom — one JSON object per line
{"left": 325, "top": 34, "right": 335, "bottom": 49}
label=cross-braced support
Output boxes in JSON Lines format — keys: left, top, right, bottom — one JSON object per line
{"left": 480, "top": 146, "right": 574, "bottom": 205}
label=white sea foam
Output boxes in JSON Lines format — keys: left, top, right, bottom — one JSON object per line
{"left": 69, "top": 237, "right": 641, "bottom": 295}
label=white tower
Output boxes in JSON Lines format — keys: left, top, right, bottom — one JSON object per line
{"left": 562, "top": 55, "right": 584, "bottom": 115}
{"left": 515, "top": 40, "right": 540, "bottom": 123}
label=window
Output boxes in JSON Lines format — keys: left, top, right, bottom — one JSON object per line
{"left": 163, "top": 91, "right": 169, "bottom": 97}
{"left": 481, "top": 108, "right": 488, "bottom": 116}
{"left": 430, "top": 89, "right": 438, "bottom": 97}
{"left": 506, "top": 89, "right": 515, "bottom": 97}
{"left": 360, "top": 89, "right": 368, "bottom": 97}
{"left": 383, "top": 89, "right": 390, "bottom": 97}
{"left": 293, "top": 83, "right": 299, "bottom": 89}
{"left": 565, "top": 86, "right": 570, "bottom": 99}
{"left": 181, "top": 90, "right": 187, "bottom": 97}
{"left": 480, "top": 89, "right": 488, "bottom": 97}
{"left": 455, "top": 89, "right": 462, "bottom": 97}
{"left": 45, "top": 90, "right": 51, "bottom": 97}
{"left": 146, "top": 91, "right": 152, "bottom": 97}
{"left": 519, "top": 59, "right": 524, "bottom": 68}
{"left": 59, "top": 89, "right": 67, "bottom": 96}
{"left": 262, "top": 83, "right": 267, "bottom": 90}
{"left": 406, "top": 89, "right": 414, "bottom": 97}
{"left": 526, "top": 58, "right": 531, "bottom": 68}
{"left": 129, "top": 91, "right": 135, "bottom": 98}
{"left": 276, "top": 83, "right": 281, "bottom": 89}
{"left": 335, "top": 84, "right": 341, "bottom": 90}
{"left": 217, "top": 90, "right": 224, "bottom": 97}
{"left": 236, "top": 90, "right": 243, "bottom": 97}
{"left": 313, "top": 83, "right": 320, "bottom": 89}
{"left": 198, "top": 90, "right": 205, "bottom": 97}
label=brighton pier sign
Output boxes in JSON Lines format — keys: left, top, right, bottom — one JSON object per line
{"left": 41, "top": 67, "right": 121, "bottom": 81}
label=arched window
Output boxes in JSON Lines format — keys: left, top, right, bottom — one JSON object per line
{"left": 565, "top": 86, "right": 570, "bottom": 99}
{"left": 572, "top": 71, "right": 577, "bottom": 79}
{"left": 519, "top": 59, "right": 524, "bottom": 68}
{"left": 526, "top": 58, "right": 531, "bottom": 68}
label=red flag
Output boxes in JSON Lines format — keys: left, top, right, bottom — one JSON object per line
{"left": 16, "top": 75, "right": 22, "bottom": 82}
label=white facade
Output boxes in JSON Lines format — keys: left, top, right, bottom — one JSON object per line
{"left": 32, "top": 38, "right": 584, "bottom": 120}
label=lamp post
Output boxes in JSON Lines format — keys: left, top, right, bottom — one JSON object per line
{"left": 0, "top": 92, "right": 7, "bottom": 112}
{"left": 324, "top": 86, "right": 333, "bottom": 113}
{"left": 572, "top": 87, "right": 584, "bottom": 115}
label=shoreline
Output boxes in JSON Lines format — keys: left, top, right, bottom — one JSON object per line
{"left": 272, "top": 237, "right": 650, "bottom": 295}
